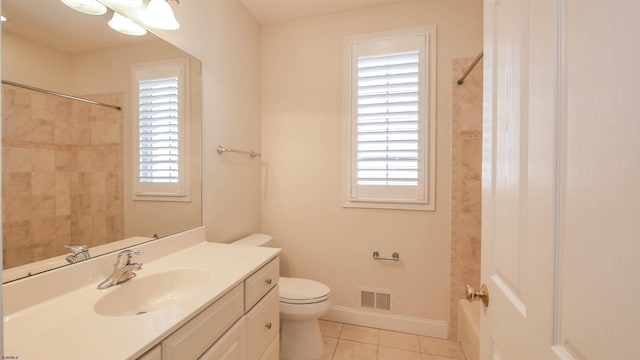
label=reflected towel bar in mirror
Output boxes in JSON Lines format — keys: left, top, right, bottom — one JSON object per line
{"left": 217, "top": 145, "right": 261, "bottom": 158}
{"left": 372, "top": 251, "right": 400, "bottom": 261}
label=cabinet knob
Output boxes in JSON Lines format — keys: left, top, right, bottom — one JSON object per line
{"left": 265, "top": 322, "right": 272, "bottom": 330}
{"left": 265, "top": 278, "right": 272, "bottom": 285}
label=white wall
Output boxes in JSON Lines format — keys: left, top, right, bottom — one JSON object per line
{"left": 116, "top": 0, "right": 263, "bottom": 242}
{"left": 261, "top": 0, "right": 482, "bottom": 331}
{"left": 1, "top": 31, "right": 73, "bottom": 93}
{"left": 71, "top": 40, "right": 202, "bottom": 239}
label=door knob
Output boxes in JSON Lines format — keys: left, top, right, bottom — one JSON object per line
{"left": 466, "top": 284, "right": 489, "bottom": 308}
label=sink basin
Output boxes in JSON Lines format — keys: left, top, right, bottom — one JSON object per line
{"left": 95, "top": 269, "right": 212, "bottom": 317}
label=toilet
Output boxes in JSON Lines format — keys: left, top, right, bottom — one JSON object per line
{"left": 232, "top": 234, "right": 331, "bottom": 360}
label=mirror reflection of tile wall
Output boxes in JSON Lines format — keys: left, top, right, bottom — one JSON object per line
{"left": 2, "top": 85, "right": 124, "bottom": 268}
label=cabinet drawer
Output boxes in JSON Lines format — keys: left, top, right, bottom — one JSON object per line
{"left": 163, "top": 284, "right": 243, "bottom": 360}
{"left": 246, "top": 285, "right": 280, "bottom": 360}
{"left": 199, "top": 318, "right": 247, "bottom": 360}
{"left": 259, "top": 336, "right": 279, "bottom": 360}
{"left": 245, "top": 258, "right": 279, "bottom": 311}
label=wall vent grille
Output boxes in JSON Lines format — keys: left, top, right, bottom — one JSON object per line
{"left": 359, "top": 287, "right": 393, "bottom": 312}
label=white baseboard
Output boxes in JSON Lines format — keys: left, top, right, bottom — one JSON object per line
{"left": 321, "top": 305, "right": 449, "bottom": 339}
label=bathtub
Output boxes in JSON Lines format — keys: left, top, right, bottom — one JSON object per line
{"left": 458, "top": 299, "right": 480, "bottom": 360}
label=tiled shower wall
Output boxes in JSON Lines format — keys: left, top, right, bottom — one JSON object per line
{"left": 2, "top": 84, "right": 124, "bottom": 269}
{"left": 449, "top": 57, "right": 483, "bottom": 340}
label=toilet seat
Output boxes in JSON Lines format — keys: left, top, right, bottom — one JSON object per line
{"left": 279, "top": 277, "right": 330, "bottom": 304}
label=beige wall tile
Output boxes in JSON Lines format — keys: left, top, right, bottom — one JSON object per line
{"left": 31, "top": 195, "right": 55, "bottom": 217}
{"left": 4, "top": 195, "right": 33, "bottom": 222}
{"left": 32, "top": 172, "right": 56, "bottom": 196}
{"left": 4, "top": 147, "right": 32, "bottom": 172}
{"left": 4, "top": 172, "right": 32, "bottom": 197}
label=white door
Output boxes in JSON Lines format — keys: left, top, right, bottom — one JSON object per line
{"left": 480, "top": 0, "right": 640, "bottom": 359}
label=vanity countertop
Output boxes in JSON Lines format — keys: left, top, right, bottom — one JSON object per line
{"left": 3, "top": 228, "right": 280, "bottom": 360}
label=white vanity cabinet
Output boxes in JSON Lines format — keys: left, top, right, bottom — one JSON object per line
{"left": 162, "top": 284, "right": 245, "bottom": 359}
{"left": 199, "top": 318, "right": 247, "bottom": 360}
{"left": 245, "top": 287, "right": 279, "bottom": 360}
{"left": 137, "top": 257, "right": 280, "bottom": 360}
{"left": 244, "top": 257, "right": 280, "bottom": 360}
{"left": 138, "top": 345, "right": 162, "bottom": 360}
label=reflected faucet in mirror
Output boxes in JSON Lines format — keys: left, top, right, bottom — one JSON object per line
{"left": 64, "top": 244, "right": 91, "bottom": 264}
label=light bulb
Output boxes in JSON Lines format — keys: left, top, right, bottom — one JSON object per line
{"left": 59, "top": 0, "right": 107, "bottom": 15}
{"left": 141, "top": 0, "right": 180, "bottom": 30}
{"left": 108, "top": 12, "right": 147, "bottom": 36}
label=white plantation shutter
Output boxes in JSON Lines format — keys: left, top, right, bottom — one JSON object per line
{"left": 133, "top": 59, "right": 189, "bottom": 198}
{"left": 139, "top": 77, "right": 179, "bottom": 183}
{"left": 357, "top": 51, "right": 420, "bottom": 186}
{"left": 345, "top": 27, "right": 436, "bottom": 210}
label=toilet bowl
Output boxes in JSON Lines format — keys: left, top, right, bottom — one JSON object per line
{"left": 232, "top": 234, "right": 331, "bottom": 360}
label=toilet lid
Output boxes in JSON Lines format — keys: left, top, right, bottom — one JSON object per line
{"left": 279, "top": 277, "right": 330, "bottom": 304}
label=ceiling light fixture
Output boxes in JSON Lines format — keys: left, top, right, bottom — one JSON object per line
{"left": 1, "top": 16, "right": 6, "bottom": 22}
{"left": 141, "top": 0, "right": 180, "bottom": 30}
{"left": 108, "top": 12, "right": 147, "bottom": 36}
{"left": 59, "top": 0, "right": 108, "bottom": 15}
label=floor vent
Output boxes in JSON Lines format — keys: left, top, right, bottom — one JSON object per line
{"left": 359, "top": 287, "right": 393, "bottom": 312}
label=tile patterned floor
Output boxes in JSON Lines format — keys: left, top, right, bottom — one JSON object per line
{"left": 319, "top": 320, "right": 466, "bottom": 360}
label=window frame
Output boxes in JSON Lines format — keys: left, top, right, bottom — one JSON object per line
{"left": 343, "top": 26, "right": 437, "bottom": 211}
{"left": 131, "top": 57, "right": 191, "bottom": 202}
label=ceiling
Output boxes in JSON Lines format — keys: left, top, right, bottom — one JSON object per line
{"left": 2, "top": 0, "right": 150, "bottom": 54}
{"left": 238, "top": 0, "right": 411, "bottom": 24}
{"left": 3, "top": 0, "right": 420, "bottom": 53}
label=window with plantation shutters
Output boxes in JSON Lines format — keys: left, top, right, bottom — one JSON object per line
{"left": 344, "top": 27, "right": 436, "bottom": 210}
{"left": 357, "top": 51, "right": 420, "bottom": 186}
{"left": 139, "top": 76, "right": 179, "bottom": 183}
{"left": 132, "top": 58, "right": 190, "bottom": 199}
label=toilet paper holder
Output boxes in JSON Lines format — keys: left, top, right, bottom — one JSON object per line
{"left": 372, "top": 251, "right": 400, "bottom": 261}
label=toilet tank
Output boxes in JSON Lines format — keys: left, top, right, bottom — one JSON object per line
{"left": 232, "top": 233, "right": 273, "bottom": 247}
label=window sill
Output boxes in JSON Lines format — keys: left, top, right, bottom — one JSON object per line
{"left": 133, "top": 194, "right": 192, "bottom": 202}
{"left": 343, "top": 199, "right": 435, "bottom": 211}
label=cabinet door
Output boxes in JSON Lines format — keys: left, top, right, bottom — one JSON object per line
{"left": 163, "top": 284, "right": 244, "bottom": 360}
{"left": 259, "top": 337, "right": 279, "bottom": 360}
{"left": 137, "top": 345, "right": 161, "bottom": 360}
{"left": 199, "top": 318, "right": 247, "bottom": 360}
{"left": 246, "top": 286, "right": 279, "bottom": 360}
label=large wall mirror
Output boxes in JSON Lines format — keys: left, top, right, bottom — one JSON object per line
{"left": 1, "top": 0, "right": 202, "bottom": 282}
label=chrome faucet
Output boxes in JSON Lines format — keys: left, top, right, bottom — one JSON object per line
{"left": 97, "top": 249, "right": 142, "bottom": 289}
{"left": 65, "top": 244, "right": 91, "bottom": 264}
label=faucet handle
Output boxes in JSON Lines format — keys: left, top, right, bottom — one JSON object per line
{"left": 116, "top": 249, "right": 141, "bottom": 265}
{"left": 65, "top": 244, "right": 88, "bottom": 255}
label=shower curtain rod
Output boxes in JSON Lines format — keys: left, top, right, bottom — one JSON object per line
{"left": 2, "top": 80, "right": 122, "bottom": 111}
{"left": 457, "top": 50, "right": 484, "bottom": 85}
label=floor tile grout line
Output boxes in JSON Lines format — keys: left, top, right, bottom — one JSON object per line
{"left": 322, "top": 321, "right": 465, "bottom": 360}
